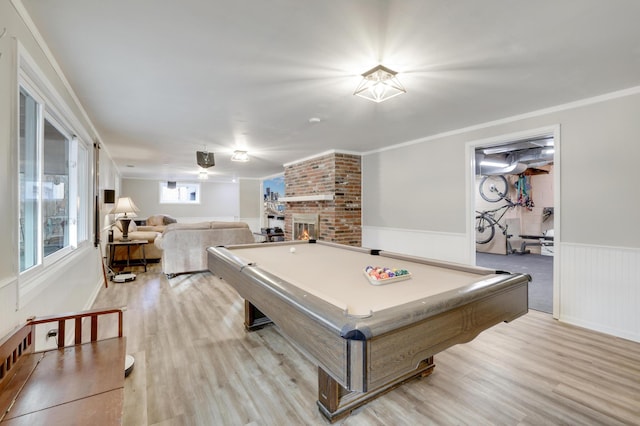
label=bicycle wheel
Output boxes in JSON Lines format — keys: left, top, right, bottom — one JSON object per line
{"left": 475, "top": 215, "right": 496, "bottom": 244}
{"left": 479, "top": 175, "right": 508, "bottom": 202}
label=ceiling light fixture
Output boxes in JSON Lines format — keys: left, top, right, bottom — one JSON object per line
{"left": 196, "top": 150, "right": 215, "bottom": 168}
{"left": 354, "top": 65, "right": 406, "bottom": 103}
{"left": 231, "top": 150, "right": 250, "bottom": 162}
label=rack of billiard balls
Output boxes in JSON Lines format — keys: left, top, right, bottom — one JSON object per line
{"left": 364, "top": 266, "right": 411, "bottom": 285}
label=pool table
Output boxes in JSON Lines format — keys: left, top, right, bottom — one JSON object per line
{"left": 207, "top": 240, "right": 530, "bottom": 422}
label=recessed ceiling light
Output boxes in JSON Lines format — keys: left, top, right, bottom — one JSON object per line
{"left": 309, "top": 117, "right": 321, "bottom": 123}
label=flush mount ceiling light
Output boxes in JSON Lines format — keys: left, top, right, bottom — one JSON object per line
{"left": 353, "top": 65, "right": 406, "bottom": 103}
{"left": 231, "top": 150, "right": 250, "bottom": 162}
{"left": 196, "top": 150, "right": 215, "bottom": 168}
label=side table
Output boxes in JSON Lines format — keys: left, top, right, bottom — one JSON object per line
{"left": 253, "top": 232, "right": 285, "bottom": 242}
{"left": 108, "top": 239, "right": 148, "bottom": 273}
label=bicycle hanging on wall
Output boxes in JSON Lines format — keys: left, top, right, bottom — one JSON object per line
{"left": 478, "top": 175, "right": 509, "bottom": 203}
{"left": 475, "top": 175, "right": 515, "bottom": 244}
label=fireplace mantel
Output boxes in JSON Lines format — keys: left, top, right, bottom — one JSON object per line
{"left": 279, "top": 194, "right": 334, "bottom": 202}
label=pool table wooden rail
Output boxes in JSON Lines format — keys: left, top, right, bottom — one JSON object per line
{"left": 207, "top": 241, "right": 530, "bottom": 422}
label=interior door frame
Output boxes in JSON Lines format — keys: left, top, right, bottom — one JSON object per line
{"left": 465, "top": 124, "right": 561, "bottom": 318}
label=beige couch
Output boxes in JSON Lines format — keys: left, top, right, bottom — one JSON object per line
{"left": 111, "top": 214, "right": 177, "bottom": 261}
{"left": 155, "top": 221, "right": 255, "bottom": 277}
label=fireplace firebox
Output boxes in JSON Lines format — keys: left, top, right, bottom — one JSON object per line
{"left": 292, "top": 214, "right": 319, "bottom": 240}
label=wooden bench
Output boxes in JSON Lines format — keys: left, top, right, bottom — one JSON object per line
{"left": 0, "top": 307, "right": 127, "bottom": 425}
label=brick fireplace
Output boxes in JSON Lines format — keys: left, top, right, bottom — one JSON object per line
{"left": 283, "top": 152, "right": 361, "bottom": 246}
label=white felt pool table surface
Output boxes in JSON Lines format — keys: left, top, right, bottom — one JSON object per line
{"left": 226, "top": 243, "right": 498, "bottom": 317}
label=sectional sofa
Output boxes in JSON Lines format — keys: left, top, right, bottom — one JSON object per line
{"left": 154, "top": 221, "right": 256, "bottom": 277}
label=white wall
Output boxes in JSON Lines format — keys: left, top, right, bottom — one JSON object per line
{"left": 363, "top": 89, "right": 640, "bottom": 342}
{"left": 239, "top": 178, "right": 261, "bottom": 232}
{"left": 0, "top": 1, "right": 120, "bottom": 337}
{"left": 121, "top": 178, "right": 257, "bottom": 225}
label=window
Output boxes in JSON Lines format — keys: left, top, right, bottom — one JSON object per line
{"left": 159, "top": 182, "right": 201, "bottom": 204}
{"left": 18, "top": 76, "right": 89, "bottom": 274}
{"left": 19, "top": 89, "right": 40, "bottom": 271}
{"left": 42, "top": 118, "right": 70, "bottom": 257}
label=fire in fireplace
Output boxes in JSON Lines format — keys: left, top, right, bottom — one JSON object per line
{"left": 292, "top": 214, "right": 319, "bottom": 240}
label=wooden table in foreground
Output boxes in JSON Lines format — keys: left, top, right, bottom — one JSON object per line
{"left": 207, "top": 240, "right": 530, "bottom": 422}
{"left": 0, "top": 308, "right": 126, "bottom": 425}
{"left": 0, "top": 340, "right": 125, "bottom": 425}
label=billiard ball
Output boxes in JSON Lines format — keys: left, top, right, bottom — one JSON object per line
{"left": 289, "top": 247, "right": 296, "bottom": 253}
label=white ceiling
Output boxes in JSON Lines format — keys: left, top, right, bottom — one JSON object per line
{"left": 21, "top": 0, "right": 640, "bottom": 181}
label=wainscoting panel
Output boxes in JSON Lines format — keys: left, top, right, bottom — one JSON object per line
{"left": 559, "top": 242, "right": 640, "bottom": 343}
{"left": 362, "top": 226, "right": 470, "bottom": 264}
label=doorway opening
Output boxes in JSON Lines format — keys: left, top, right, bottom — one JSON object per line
{"left": 468, "top": 126, "right": 559, "bottom": 314}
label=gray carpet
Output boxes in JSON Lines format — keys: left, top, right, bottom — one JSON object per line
{"left": 476, "top": 252, "right": 553, "bottom": 314}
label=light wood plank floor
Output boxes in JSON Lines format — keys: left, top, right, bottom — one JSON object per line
{"left": 92, "top": 264, "right": 640, "bottom": 425}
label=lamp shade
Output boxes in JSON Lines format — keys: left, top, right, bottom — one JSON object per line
{"left": 110, "top": 197, "right": 140, "bottom": 217}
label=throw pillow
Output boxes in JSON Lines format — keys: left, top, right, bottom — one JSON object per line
{"left": 163, "top": 215, "right": 177, "bottom": 225}
{"left": 146, "top": 215, "right": 162, "bottom": 226}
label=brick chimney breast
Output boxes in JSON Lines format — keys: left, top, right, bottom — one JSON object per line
{"left": 284, "top": 153, "right": 361, "bottom": 246}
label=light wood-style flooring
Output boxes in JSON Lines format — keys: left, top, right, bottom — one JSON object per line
{"left": 92, "top": 264, "right": 640, "bottom": 425}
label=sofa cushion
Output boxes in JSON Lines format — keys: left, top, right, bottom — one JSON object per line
{"left": 210, "top": 221, "right": 250, "bottom": 229}
{"left": 164, "top": 222, "right": 211, "bottom": 232}
{"left": 137, "top": 225, "right": 167, "bottom": 233}
{"left": 147, "top": 214, "right": 177, "bottom": 226}
{"left": 146, "top": 215, "right": 163, "bottom": 226}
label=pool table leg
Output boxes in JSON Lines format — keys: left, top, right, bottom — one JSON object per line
{"left": 244, "top": 300, "right": 273, "bottom": 331}
{"left": 317, "top": 356, "right": 435, "bottom": 423}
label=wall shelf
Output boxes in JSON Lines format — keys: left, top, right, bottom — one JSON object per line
{"left": 279, "top": 194, "right": 334, "bottom": 202}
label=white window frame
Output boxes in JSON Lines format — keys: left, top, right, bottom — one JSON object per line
{"left": 17, "top": 43, "right": 92, "bottom": 292}
{"left": 40, "top": 111, "right": 75, "bottom": 266}
{"left": 159, "top": 181, "right": 201, "bottom": 204}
